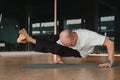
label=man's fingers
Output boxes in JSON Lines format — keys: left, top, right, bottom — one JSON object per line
{"left": 98, "top": 63, "right": 112, "bottom": 68}
{"left": 53, "top": 60, "right": 64, "bottom": 64}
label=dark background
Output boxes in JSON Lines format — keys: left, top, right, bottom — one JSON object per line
{"left": 0, "top": 0, "right": 120, "bottom": 52}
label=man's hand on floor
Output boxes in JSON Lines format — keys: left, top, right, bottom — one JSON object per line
{"left": 53, "top": 60, "right": 64, "bottom": 64}
{"left": 98, "top": 63, "right": 112, "bottom": 68}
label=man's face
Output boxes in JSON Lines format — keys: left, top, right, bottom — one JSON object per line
{"left": 60, "top": 32, "right": 74, "bottom": 47}
{"left": 63, "top": 37, "right": 72, "bottom": 47}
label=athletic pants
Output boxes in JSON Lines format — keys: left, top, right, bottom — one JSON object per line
{"left": 34, "top": 34, "right": 81, "bottom": 58}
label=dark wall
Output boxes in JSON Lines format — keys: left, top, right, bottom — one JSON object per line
{"left": 0, "top": 0, "right": 120, "bottom": 52}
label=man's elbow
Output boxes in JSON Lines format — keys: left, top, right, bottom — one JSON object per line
{"left": 104, "top": 38, "right": 114, "bottom": 48}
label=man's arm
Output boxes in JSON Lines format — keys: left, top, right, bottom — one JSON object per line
{"left": 104, "top": 38, "right": 114, "bottom": 62}
{"left": 99, "top": 38, "right": 114, "bottom": 68}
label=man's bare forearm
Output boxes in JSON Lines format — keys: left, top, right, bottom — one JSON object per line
{"left": 104, "top": 39, "right": 114, "bottom": 64}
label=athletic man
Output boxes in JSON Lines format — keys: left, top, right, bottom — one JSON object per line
{"left": 17, "top": 28, "right": 114, "bottom": 68}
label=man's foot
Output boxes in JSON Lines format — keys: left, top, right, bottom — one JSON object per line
{"left": 17, "top": 28, "right": 30, "bottom": 43}
{"left": 17, "top": 34, "right": 27, "bottom": 43}
{"left": 19, "top": 28, "right": 27, "bottom": 34}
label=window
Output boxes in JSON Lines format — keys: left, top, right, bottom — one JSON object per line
{"left": 100, "top": 16, "right": 115, "bottom": 32}
{"left": 41, "top": 21, "right": 59, "bottom": 34}
{"left": 99, "top": 16, "right": 115, "bottom": 40}
{"left": 32, "top": 23, "right": 40, "bottom": 35}
{"left": 66, "top": 19, "right": 82, "bottom": 25}
{"left": 32, "top": 21, "right": 59, "bottom": 35}
{"left": 64, "top": 19, "right": 82, "bottom": 30}
{"left": 100, "top": 16, "right": 115, "bottom": 22}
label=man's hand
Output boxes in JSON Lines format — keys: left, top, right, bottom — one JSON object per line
{"left": 53, "top": 55, "right": 64, "bottom": 64}
{"left": 98, "top": 63, "right": 112, "bottom": 68}
{"left": 53, "top": 60, "right": 64, "bottom": 64}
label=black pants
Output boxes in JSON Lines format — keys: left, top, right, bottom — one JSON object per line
{"left": 34, "top": 34, "right": 81, "bottom": 58}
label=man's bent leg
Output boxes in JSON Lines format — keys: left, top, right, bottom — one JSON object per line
{"left": 35, "top": 39, "right": 81, "bottom": 57}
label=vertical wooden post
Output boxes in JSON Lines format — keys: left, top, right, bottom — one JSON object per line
{"left": 53, "top": 0, "right": 57, "bottom": 62}
{"left": 54, "top": 0, "right": 57, "bottom": 35}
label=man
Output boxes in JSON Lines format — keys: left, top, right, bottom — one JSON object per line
{"left": 17, "top": 28, "right": 114, "bottom": 68}
{"left": 56, "top": 29, "right": 114, "bottom": 68}
{"left": 17, "top": 28, "right": 81, "bottom": 64}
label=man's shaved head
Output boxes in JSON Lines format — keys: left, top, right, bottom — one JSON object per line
{"left": 59, "top": 30, "right": 72, "bottom": 47}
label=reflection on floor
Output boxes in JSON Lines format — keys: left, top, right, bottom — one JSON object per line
{"left": 0, "top": 52, "right": 120, "bottom": 80}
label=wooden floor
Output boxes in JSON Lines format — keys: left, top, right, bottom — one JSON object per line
{"left": 0, "top": 52, "right": 120, "bottom": 80}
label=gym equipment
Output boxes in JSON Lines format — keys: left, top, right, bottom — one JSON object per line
{"left": 22, "top": 63, "right": 120, "bottom": 69}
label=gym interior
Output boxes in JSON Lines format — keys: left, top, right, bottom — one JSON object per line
{"left": 0, "top": 0, "right": 120, "bottom": 80}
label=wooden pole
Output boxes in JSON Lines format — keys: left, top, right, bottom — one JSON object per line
{"left": 54, "top": 0, "right": 57, "bottom": 62}
{"left": 54, "top": 0, "right": 57, "bottom": 35}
